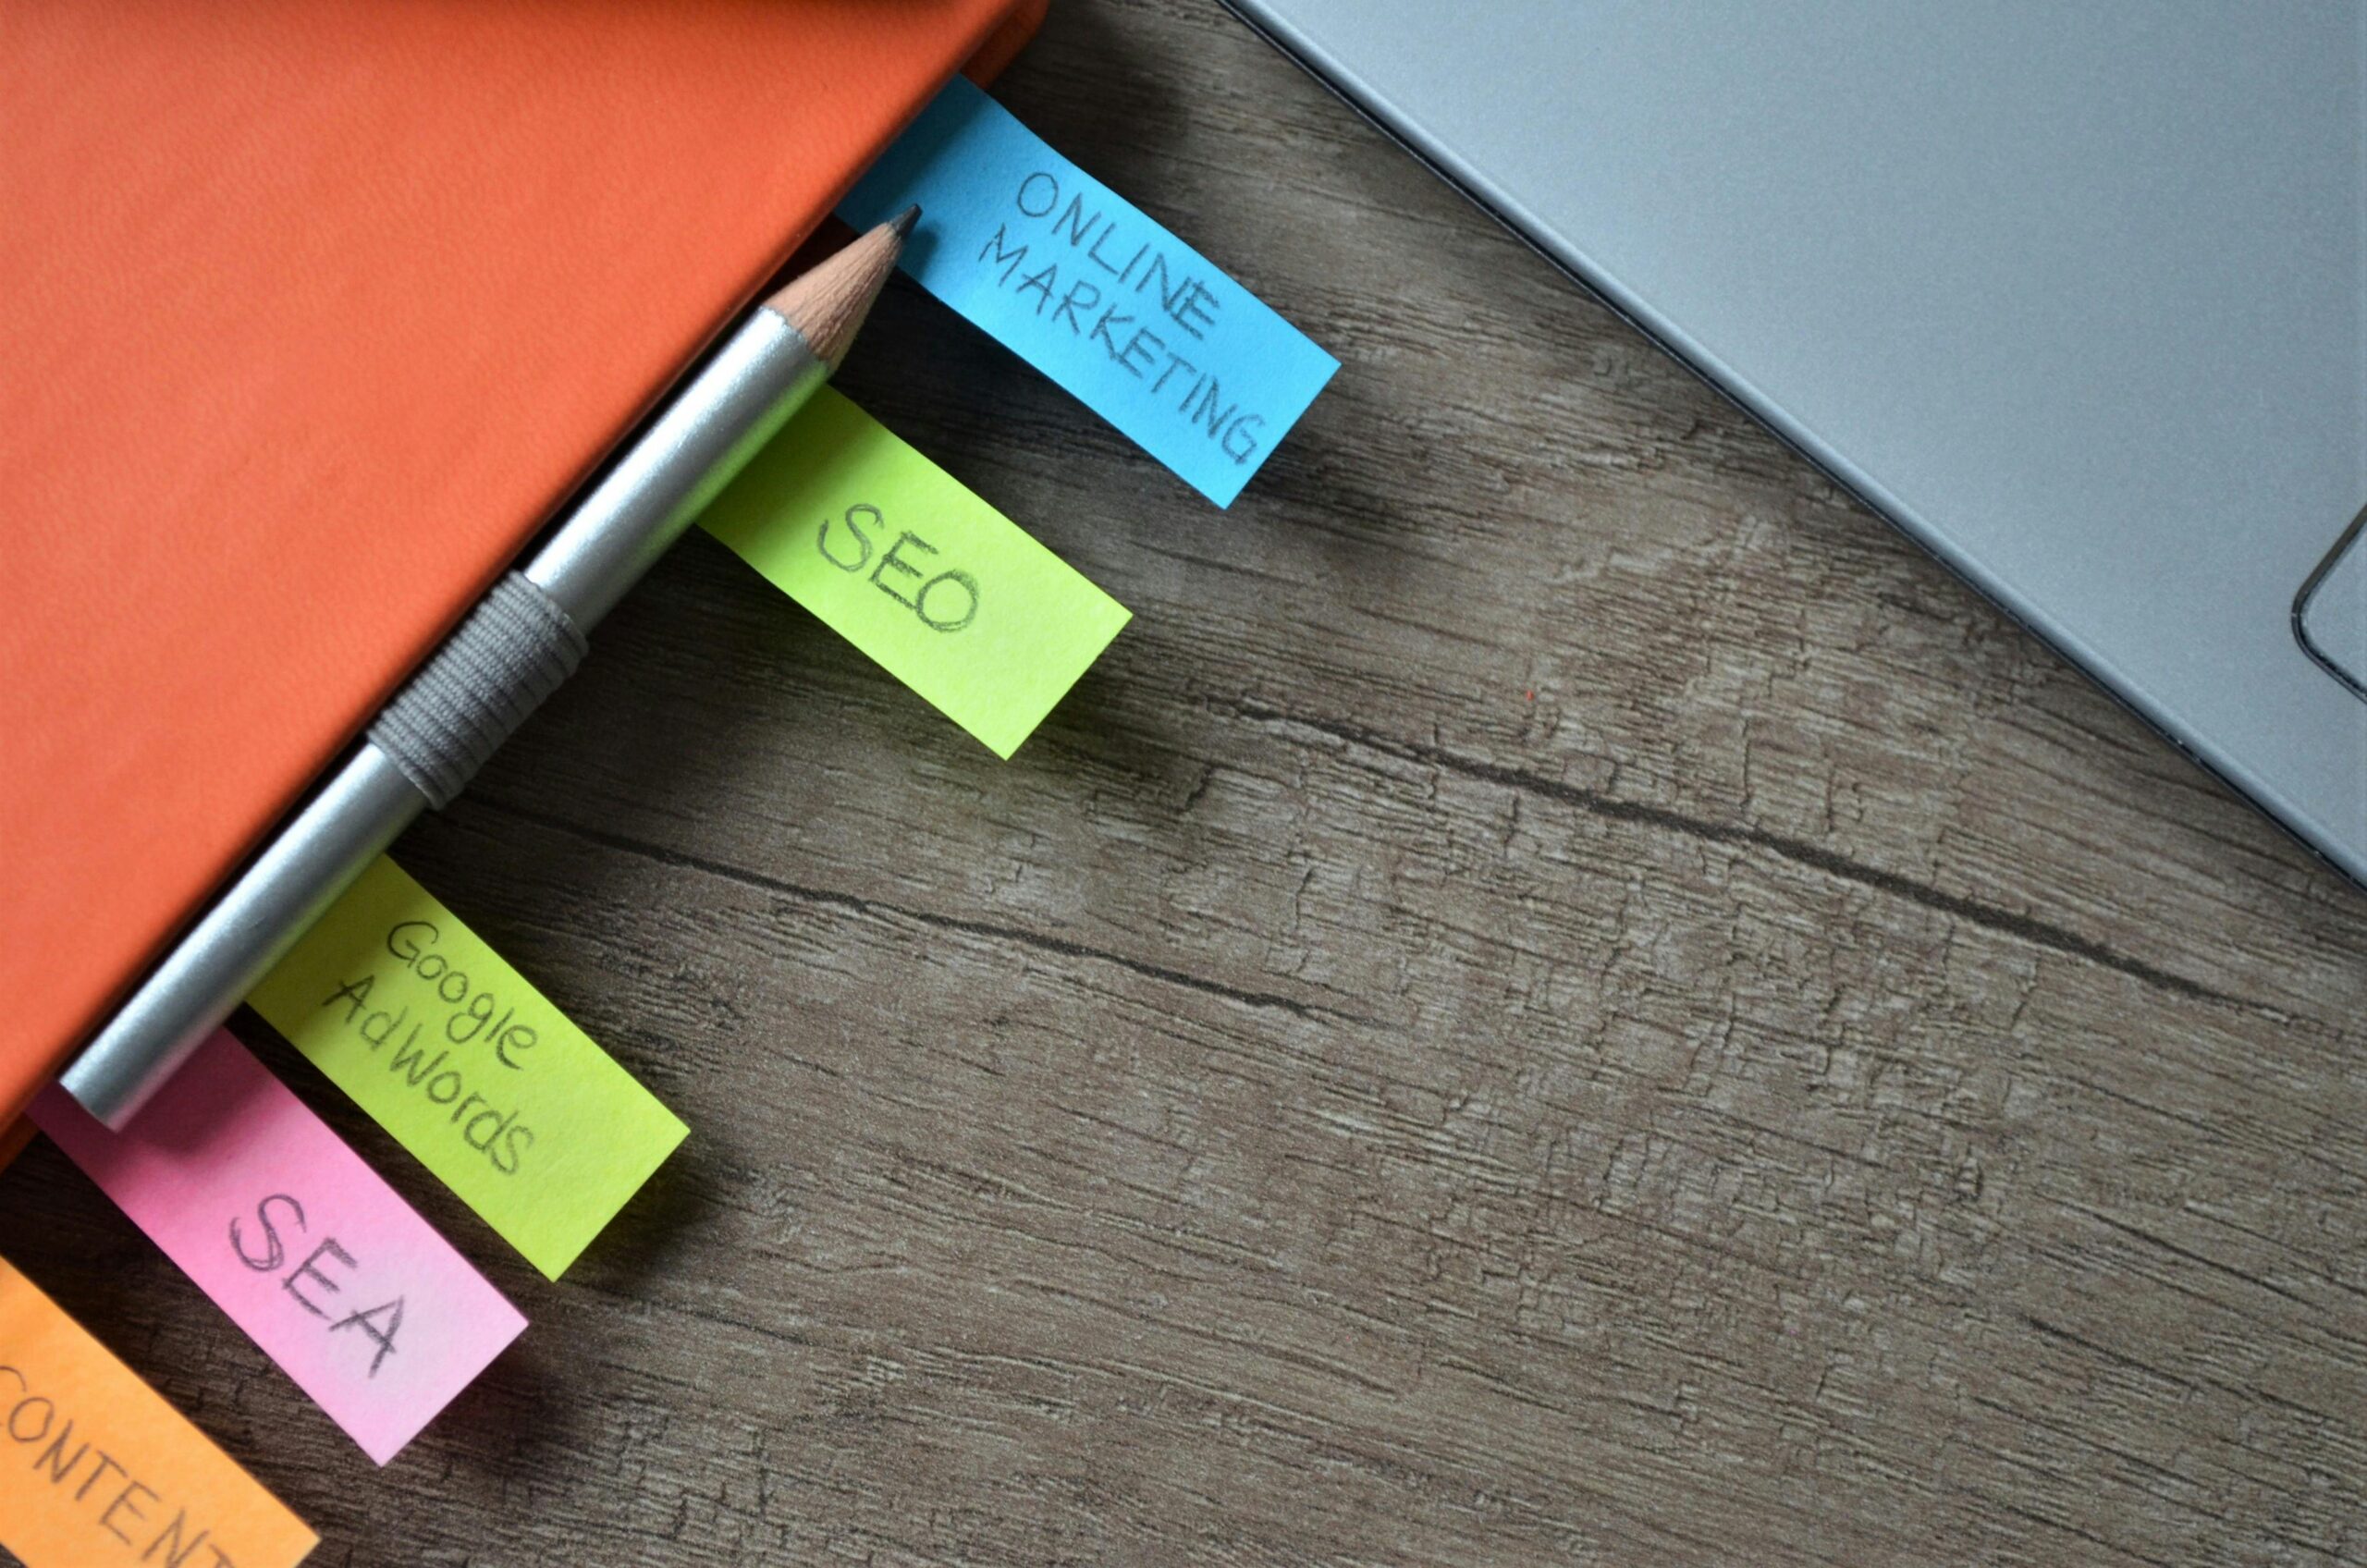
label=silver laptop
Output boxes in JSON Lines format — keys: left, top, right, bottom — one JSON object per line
{"left": 1226, "top": 0, "right": 2367, "bottom": 886}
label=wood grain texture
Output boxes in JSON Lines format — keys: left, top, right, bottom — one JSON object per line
{"left": 7, "top": 3, "right": 2366, "bottom": 1563}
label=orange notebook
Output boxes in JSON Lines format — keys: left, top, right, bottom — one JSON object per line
{"left": 0, "top": 1, "right": 1046, "bottom": 1123}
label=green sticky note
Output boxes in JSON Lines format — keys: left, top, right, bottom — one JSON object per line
{"left": 698, "top": 386, "right": 1130, "bottom": 758}
{"left": 249, "top": 856, "right": 686, "bottom": 1280}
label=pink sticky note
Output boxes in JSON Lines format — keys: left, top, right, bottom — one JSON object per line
{"left": 29, "top": 1029, "right": 525, "bottom": 1465}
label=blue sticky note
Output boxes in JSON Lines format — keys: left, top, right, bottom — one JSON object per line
{"left": 841, "top": 77, "right": 1338, "bottom": 508}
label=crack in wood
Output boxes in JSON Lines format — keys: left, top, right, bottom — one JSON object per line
{"left": 466, "top": 792, "right": 1371, "bottom": 1028}
{"left": 1220, "top": 696, "right": 2259, "bottom": 1016}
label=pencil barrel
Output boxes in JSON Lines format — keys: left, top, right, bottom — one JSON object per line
{"left": 57, "top": 277, "right": 839, "bottom": 1130}
{"left": 526, "top": 309, "right": 828, "bottom": 630}
{"left": 58, "top": 747, "right": 426, "bottom": 1127}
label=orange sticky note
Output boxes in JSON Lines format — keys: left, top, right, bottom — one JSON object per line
{"left": 0, "top": 1254, "right": 316, "bottom": 1568}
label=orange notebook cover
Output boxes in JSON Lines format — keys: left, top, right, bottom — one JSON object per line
{"left": 0, "top": 0, "right": 1045, "bottom": 1122}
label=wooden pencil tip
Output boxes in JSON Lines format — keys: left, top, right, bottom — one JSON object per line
{"left": 764, "top": 214, "right": 913, "bottom": 372}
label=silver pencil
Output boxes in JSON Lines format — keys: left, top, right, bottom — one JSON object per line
{"left": 61, "top": 207, "right": 918, "bottom": 1128}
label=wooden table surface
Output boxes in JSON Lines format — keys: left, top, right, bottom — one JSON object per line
{"left": 8, "top": 4, "right": 2367, "bottom": 1563}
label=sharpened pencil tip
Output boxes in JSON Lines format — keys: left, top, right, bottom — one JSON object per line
{"left": 767, "top": 208, "right": 914, "bottom": 369}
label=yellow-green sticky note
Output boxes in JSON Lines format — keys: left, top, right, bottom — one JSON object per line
{"left": 249, "top": 856, "right": 685, "bottom": 1280}
{"left": 698, "top": 386, "right": 1130, "bottom": 758}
